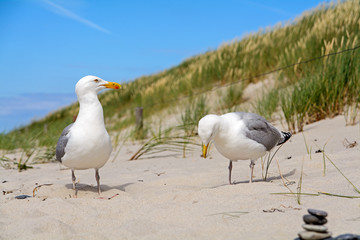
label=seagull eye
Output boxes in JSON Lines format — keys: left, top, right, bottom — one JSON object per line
{"left": 94, "top": 79, "right": 99, "bottom": 82}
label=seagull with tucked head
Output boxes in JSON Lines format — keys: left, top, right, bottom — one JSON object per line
{"left": 56, "top": 75, "right": 121, "bottom": 196}
{"left": 198, "top": 112, "right": 291, "bottom": 184}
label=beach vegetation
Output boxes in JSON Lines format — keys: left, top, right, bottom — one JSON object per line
{"left": 0, "top": 0, "right": 359, "bottom": 154}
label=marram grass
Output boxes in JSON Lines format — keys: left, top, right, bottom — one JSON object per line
{"left": 2, "top": 0, "right": 360, "bottom": 150}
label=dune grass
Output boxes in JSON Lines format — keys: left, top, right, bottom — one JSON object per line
{"left": 1, "top": 0, "right": 360, "bottom": 152}
{"left": 324, "top": 152, "right": 360, "bottom": 194}
{"left": 278, "top": 40, "right": 360, "bottom": 132}
{"left": 129, "top": 127, "right": 198, "bottom": 160}
{"left": 254, "top": 88, "right": 279, "bottom": 120}
{"left": 0, "top": 147, "right": 50, "bottom": 172}
{"left": 261, "top": 145, "right": 284, "bottom": 181}
{"left": 209, "top": 211, "right": 249, "bottom": 218}
{"left": 130, "top": 97, "right": 207, "bottom": 160}
{"left": 296, "top": 158, "right": 305, "bottom": 205}
{"left": 272, "top": 148, "right": 360, "bottom": 204}
{"left": 218, "top": 84, "right": 244, "bottom": 112}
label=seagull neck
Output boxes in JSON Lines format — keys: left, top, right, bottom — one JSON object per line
{"left": 76, "top": 93, "right": 105, "bottom": 126}
{"left": 213, "top": 117, "right": 226, "bottom": 141}
{"left": 211, "top": 119, "right": 221, "bottom": 139}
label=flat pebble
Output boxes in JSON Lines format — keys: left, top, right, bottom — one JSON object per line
{"left": 302, "top": 224, "right": 328, "bottom": 233}
{"left": 303, "top": 214, "right": 327, "bottom": 225}
{"left": 334, "top": 234, "right": 360, "bottom": 240}
{"left": 308, "top": 208, "right": 328, "bottom": 218}
{"left": 298, "top": 230, "right": 332, "bottom": 240}
{"left": 15, "top": 195, "right": 32, "bottom": 199}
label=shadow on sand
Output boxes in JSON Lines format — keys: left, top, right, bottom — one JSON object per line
{"left": 235, "top": 168, "right": 297, "bottom": 184}
{"left": 65, "top": 182, "right": 134, "bottom": 193}
{"left": 211, "top": 168, "right": 297, "bottom": 188}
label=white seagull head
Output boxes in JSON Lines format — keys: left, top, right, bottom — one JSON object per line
{"left": 75, "top": 75, "right": 121, "bottom": 97}
{"left": 198, "top": 114, "right": 220, "bottom": 158}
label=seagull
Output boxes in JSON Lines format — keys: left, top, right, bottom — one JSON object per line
{"left": 56, "top": 75, "right": 121, "bottom": 195}
{"left": 198, "top": 112, "right": 291, "bottom": 184}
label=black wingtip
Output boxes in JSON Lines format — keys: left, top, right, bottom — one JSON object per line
{"left": 278, "top": 131, "right": 292, "bottom": 145}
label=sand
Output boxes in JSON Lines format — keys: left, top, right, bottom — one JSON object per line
{"left": 1, "top": 115, "right": 359, "bottom": 240}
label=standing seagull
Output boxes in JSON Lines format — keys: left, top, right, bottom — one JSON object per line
{"left": 198, "top": 112, "right": 291, "bottom": 184}
{"left": 56, "top": 75, "right": 121, "bottom": 195}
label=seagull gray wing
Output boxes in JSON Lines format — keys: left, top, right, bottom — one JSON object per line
{"left": 236, "top": 112, "right": 281, "bottom": 151}
{"left": 56, "top": 123, "right": 73, "bottom": 162}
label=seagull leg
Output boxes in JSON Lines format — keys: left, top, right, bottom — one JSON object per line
{"left": 95, "top": 169, "right": 101, "bottom": 195}
{"left": 71, "top": 169, "right": 77, "bottom": 197}
{"left": 249, "top": 160, "right": 255, "bottom": 183}
{"left": 228, "top": 161, "right": 233, "bottom": 185}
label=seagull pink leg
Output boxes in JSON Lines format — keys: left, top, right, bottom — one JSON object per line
{"left": 228, "top": 161, "right": 233, "bottom": 185}
{"left": 95, "top": 169, "right": 101, "bottom": 195}
{"left": 249, "top": 160, "right": 255, "bottom": 183}
{"left": 71, "top": 169, "right": 77, "bottom": 197}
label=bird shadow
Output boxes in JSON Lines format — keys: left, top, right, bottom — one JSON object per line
{"left": 210, "top": 168, "right": 296, "bottom": 188}
{"left": 234, "top": 168, "right": 297, "bottom": 184}
{"left": 65, "top": 182, "right": 134, "bottom": 193}
{"left": 135, "top": 153, "right": 183, "bottom": 160}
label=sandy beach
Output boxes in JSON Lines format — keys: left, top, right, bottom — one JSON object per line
{"left": 1, "top": 115, "right": 359, "bottom": 240}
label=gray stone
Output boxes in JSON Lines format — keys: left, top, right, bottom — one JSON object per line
{"left": 15, "top": 194, "right": 31, "bottom": 199}
{"left": 308, "top": 208, "right": 328, "bottom": 218}
{"left": 298, "top": 230, "right": 332, "bottom": 240}
{"left": 302, "top": 224, "right": 328, "bottom": 233}
{"left": 303, "top": 214, "right": 328, "bottom": 225}
{"left": 334, "top": 234, "right": 360, "bottom": 240}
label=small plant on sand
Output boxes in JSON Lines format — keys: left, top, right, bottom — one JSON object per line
{"left": 130, "top": 97, "right": 208, "bottom": 160}
{"left": 179, "top": 96, "right": 209, "bottom": 157}
{"left": 34, "top": 146, "right": 56, "bottom": 164}
{"left": 280, "top": 89, "right": 297, "bottom": 133}
{"left": 261, "top": 145, "right": 284, "bottom": 181}
{"left": 17, "top": 148, "right": 35, "bottom": 171}
{"left": 111, "top": 131, "right": 131, "bottom": 162}
{"left": 209, "top": 211, "right": 249, "bottom": 218}
{"left": 296, "top": 158, "right": 305, "bottom": 205}
{"left": 302, "top": 133, "right": 312, "bottom": 160}
{"left": 0, "top": 149, "right": 36, "bottom": 171}
{"left": 324, "top": 153, "right": 360, "bottom": 194}
{"left": 0, "top": 156, "right": 12, "bottom": 169}
{"left": 272, "top": 150, "right": 360, "bottom": 202}
{"left": 321, "top": 142, "right": 328, "bottom": 177}
{"left": 129, "top": 126, "right": 200, "bottom": 160}
{"left": 180, "top": 96, "right": 209, "bottom": 136}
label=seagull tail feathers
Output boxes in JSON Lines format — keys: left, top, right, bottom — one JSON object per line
{"left": 277, "top": 131, "right": 292, "bottom": 145}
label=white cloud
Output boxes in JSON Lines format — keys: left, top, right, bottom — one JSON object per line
{"left": 42, "top": 0, "right": 111, "bottom": 34}
{"left": 0, "top": 93, "right": 76, "bottom": 116}
{"left": 0, "top": 93, "right": 77, "bottom": 132}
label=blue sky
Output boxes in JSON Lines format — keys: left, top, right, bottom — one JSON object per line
{"left": 0, "top": 0, "right": 329, "bottom": 132}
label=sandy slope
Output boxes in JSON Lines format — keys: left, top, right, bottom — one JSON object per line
{"left": 1, "top": 115, "right": 359, "bottom": 240}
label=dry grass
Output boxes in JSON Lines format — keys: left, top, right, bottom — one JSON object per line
{"left": 1, "top": 0, "right": 360, "bottom": 150}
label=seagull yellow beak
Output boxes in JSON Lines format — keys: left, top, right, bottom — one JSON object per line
{"left": 102, "top": 82, "right": 121, "bottom": 89}
{"left": 202, "top": 143, "right": 209, "bottom": 158}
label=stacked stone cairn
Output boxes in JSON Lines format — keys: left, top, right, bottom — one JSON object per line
{"left": 298, "top": 208, "right": 332, "bottom": 240}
